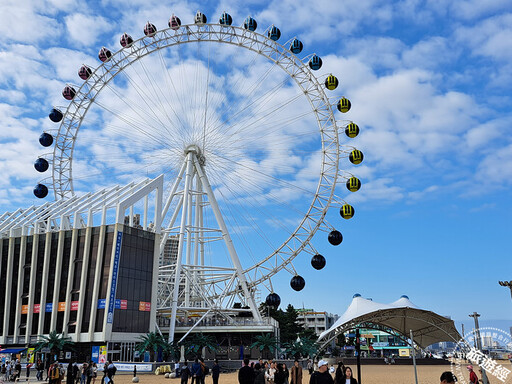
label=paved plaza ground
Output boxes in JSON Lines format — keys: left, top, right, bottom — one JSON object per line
{"left": 108, "top": 362, "right": 511, "bottom": 384}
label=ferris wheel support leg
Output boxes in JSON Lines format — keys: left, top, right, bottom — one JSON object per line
{"left": 168, "top": 152, "right": 194, "bottom": 343}
{"left": 159, "top": 162, "right": 187, "bottom": 254}
{"left": 159, "top": 195, "right": 184, "bottom": 255}
{"left": 193, "top": 156, "right": 262, "bottom": 322}
{"left": 192, "top": 175, "right": 202, "bottom": 305}
{"left": 184, "top": 177, "right": 194, "bottom": 307}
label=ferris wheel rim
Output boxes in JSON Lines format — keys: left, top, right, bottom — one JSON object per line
{"left": 49, "top": 22, "right": 341, "bottom": 287}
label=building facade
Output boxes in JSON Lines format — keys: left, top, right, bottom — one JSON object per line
{"left": 0, "top": 176, "right": 164, "bottom": 361}
{"left": 296, "top": 308, "right": 338, "bottom": 336}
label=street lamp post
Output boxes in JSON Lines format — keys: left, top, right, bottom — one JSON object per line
{"left": 498, "top": 281, "right": 512, "bottom": 299}
{"left": 469, "top": 312, "right": 489, "bottom": 384}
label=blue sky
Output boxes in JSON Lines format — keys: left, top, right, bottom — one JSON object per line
{"left": 0, "top": 0, "right": 511, "bottom": 329}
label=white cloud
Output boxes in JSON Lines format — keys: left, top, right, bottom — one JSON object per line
{"left": 0, "top": 1, "right": 62, "bottom": 44}
{"left": 64, "top": 13, "right": 115, "bottom": 47}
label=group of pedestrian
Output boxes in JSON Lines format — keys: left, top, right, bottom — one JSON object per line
{"left": 238, "top": 358, "right": 303, "bottom": 384}
{"left": 0, "top": 359, "right": 22, "bottom": 381}
{"left": 179, "top": 358, "right": 220, "bottom": 384}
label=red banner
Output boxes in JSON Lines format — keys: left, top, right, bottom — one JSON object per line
{"left": 71, "top": 301, "right": 79, "bottom": 311}
{"left": 33, "top": 304, "right": 40, "bottom": 313}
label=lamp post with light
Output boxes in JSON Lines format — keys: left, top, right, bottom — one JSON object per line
{"left": 498, "top": 281, "right": 512, "bottom": 299}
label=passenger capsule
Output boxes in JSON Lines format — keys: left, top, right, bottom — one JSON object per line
{"left": 144, "top": 22, "right": 157, "bottom": 37}
{"left": 325, "top": 75, "right": 339, "bottom": 90}
{"left": 244, "top": 17, "right": 257, "bottom": 31}
{"left": 311, "top": 254, "right": 326, "bottom": 270}
{"left": 169, "top": 15, "right": 181, "bottom": 30}
{"left": 98, "top": 47, "right": 112, "bottom": 62}
{"left": 194, "top": 11, "right": 207, "bottom": 24}
{"left": 62, "top": 85, "right": 76, "bottom": 100}
{"left": 39, "top": 133, "right": 53, "bottom": 147}
{"left": 328, "top": 230, "right": 343, "bottom": 245}
{"left": 290, "top": 39, "right": 303, "bottom": 54}
{"left": 340, "top": 204, "right": 355, "bottom": 219}
{"left": 346, "top": 177, "right": 361, "bottom": 192}
{"left": 290, "top": 275, "right": 305, "bottom": 291}
{"left": 349, "top": 150, "right": 364, "bottom": 165}
{"left": 268, "top": 25, "right": 281, "bottom": 41}
{"left": 219, "top": 12, "right": 232, "bottom": 26}
{"left": 337, "top": 97, "right": 351, "bottom": 113}
{"left": 34, "top": 158, "right": 49, "bottom": 173}
{"left": 265, "top": 292, "right": 281, "bottom": 307}
{"left": 48, "top": 108, "right": 63, "bottom": 123}
{"left": 78, "top": 65, "right": 92, "bottom": 80}
{"left": 309, "top": 55, "right": 322, "bottom": 70}
{"left": 345, "top": 122, "right": 360, "bottom": 138}
{"left": 120, "top": 33, "right": 134, "bottom": 48}
{"left": 33, "top": 184, "right": 48, "bottom": 199}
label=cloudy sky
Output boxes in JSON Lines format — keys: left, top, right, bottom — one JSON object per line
{"left": 1, "top": 0, "right": 511, "bottom": 327}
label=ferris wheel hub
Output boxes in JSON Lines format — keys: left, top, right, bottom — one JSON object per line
{"left": 184, "top": 144, "right": 205, "bottom": 165}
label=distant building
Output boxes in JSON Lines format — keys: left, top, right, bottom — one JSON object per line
{"left": 160, "top": 235, "right": 179, "bottom": 266}
{"left": 296, "top": 308, "right": 338, "bottom": 336}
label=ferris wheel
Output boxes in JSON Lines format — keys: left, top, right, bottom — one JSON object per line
{"left": 34, "top": 10, "right": 364, "bottom": 340}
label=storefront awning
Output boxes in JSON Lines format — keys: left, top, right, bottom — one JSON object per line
{"left": 0, "top": 348, "right": 27, "bottom": 354}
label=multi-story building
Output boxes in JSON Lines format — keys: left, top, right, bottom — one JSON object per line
{"left": 296, "top": 308, "right": 338, "bottom": 336}
{"left": 0, "top": 178, "right": 162, "bottom": 363}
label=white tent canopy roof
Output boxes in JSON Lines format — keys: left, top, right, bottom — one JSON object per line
{"left": 318, "top": 294, "right": 461, "bottom": 349}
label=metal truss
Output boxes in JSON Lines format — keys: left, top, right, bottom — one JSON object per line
{"left": 317, "top": 308, "right": 462, "bottom": 353}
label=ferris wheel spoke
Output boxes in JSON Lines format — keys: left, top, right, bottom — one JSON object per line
{"left": 100, "top": 80, "right": 176, "bottom": 141}
{"left": 92, "top": 100, "right": 173, "bottom": 149}
{"left": 129, "top": 57, "right": 185, "bottom": 138}
{"left": 208, "top": 74, "right": 293, "bottom": 136}
{"left": 204, "top": 50, "right": 284, "bottom": 132}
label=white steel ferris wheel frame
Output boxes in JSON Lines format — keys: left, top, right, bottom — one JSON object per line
{"left": 49, "top": 22, "right": 343, "bottom": 336}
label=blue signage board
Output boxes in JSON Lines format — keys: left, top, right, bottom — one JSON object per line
{"left": 45, "top": 303, "right": 53, "bottom": 312}
{"left": 91, "top": 346, "right": 100, "bottom": 363}
{"left": 107, "top": 230, "right": 123, "bottom": 323}
{"left": 97, "top": 299, "right": 106, "bottom": 309}
{"left": 115, "top": 299, "right": 121, "bottom": 309}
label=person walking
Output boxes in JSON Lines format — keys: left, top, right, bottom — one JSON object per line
{"left": 290, "top": 360, "right": 303, "bottom": 384}
{"left": 307, "top": 361, "right": 313, "bottom": 376}
{"left": 342, "top": 367, "right": 357, "bottom": 384}
{"left": 334, "top": 362, "right": 345, "bottom": 384}
{"left": 282, "top": 364, "right": 289, "bottom": 384}
{"left": 67, "top": 362, "right": 74, "bottom": 384}
{"left": 80, "top": 363, "right": 88, "bottom": 384}
{"left": 308, "top": 361, "right": 333, "bottom": 384}
{"left": 239, "top": 358, "right": 254, "bottom": 384}
{"left": 467, "top": 365, "right": 479, "bottom": 384}
{"left": 265, "top": 362, "right": 276, "bottom": 384}
{"left": 199, "top": 358, "right": 207, "bottom": 384}
{"left": 180, "top": 362, "right": 190, "bottom": 384}
{"left": 44, "top": 359, "right": 51, "bottom": 381}
{"left": 211, "top": 360, "right": 220, "bottom": 384}
{"left": 86, "top": 362, "right": 94, "bottom": 384}
{"left": 26, "top": 362, "right": 33, "bottom": 381}
{"left": 440, "top": 371, "right": 457, "bottom": 384}
{"left": 91, "top": 363, "right": 97, "bottom": 384}
{"left": 100, "top": 363, "right": 108, "bottom": 384}
{"left": 15, "top": 360, "right": 22, "bottom": 380}
{"left": 106, "top": 361, "right": 116, "bottom": 384}
{"left": 274, "top": 364, "right": 286, "bottom": 384}
{"left": 36, "top": 359, "right": 44, "bottom": 381}
{"left": 190, "top": 359, "right": 202, "bottom": 384}
{"left": 72, "top": 363, "right": 79, "bottom": 384}
{"left": 254, "top": 363, "right": 265, "bottom": 384}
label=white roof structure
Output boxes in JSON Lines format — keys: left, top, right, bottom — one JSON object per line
{"left": 0, "top": 175, "right": 164, "bottom": 238}
{"left": 317, "top": 294, "right": 461, "bottom": 350}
